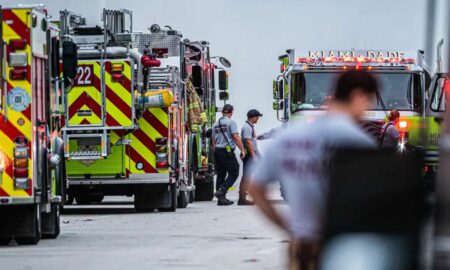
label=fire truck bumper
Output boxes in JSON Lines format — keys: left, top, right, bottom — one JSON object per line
{"left": 0, "top": 197, "right": 35, "bottom": 205}
{"left": 68, "top": 173, "right": 171, "bottom": 185}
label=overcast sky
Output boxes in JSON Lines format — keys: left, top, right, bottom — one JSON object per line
{"left": 3, "top": 0, "right": 448, "bottom": 134}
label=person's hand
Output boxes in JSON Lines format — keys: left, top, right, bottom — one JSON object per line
{"left": 240, "top": 151, "right": 246, "bottom": 159}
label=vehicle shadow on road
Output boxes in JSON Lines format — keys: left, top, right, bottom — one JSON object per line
{"left": 61, "top": 205, "right": 157, "bottom": 216}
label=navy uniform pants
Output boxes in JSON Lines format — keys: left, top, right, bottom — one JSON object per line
{"left": 214, "top": 148, "right": 239, "bottom": 194}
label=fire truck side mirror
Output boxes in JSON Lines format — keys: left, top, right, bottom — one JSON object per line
{"left": 62, "top": 41, "right": 78, "bottom": 80}
{"left": 218, "top": 70, "right": 228, "bottom": 90}
{"left": 219, "top": 91, "right": 229, "bottom": 101}
{"left": 273, "top": 80, "right": 283, "bottom": 100}
{"left": 192, "top": 65, "right": 203, "bottom": 88}
{"left": 273, "top": 100, "right": 283, "bottom": 111}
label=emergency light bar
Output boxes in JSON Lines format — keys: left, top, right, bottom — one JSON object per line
{"left": 296, "top": 56, "right": 416, "bottom": 65}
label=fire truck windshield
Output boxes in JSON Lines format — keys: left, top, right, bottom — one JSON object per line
{"left": 291, "top": 72, "right": 421, "bottom": 112}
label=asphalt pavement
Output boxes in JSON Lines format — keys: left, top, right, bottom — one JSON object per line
{"left": 0, "top": 189, "right": 287, "bottom": 270}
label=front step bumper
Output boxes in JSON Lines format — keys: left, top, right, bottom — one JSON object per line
{"left": 69, "top": 173, "right": 171, "bottom": 185}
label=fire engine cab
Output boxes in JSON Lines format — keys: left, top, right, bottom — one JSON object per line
{"left": 273, "top": 49, "right": 435, "bottom": 176}
{"left": 0, "top": 4, "right": 77, "bottom": 245}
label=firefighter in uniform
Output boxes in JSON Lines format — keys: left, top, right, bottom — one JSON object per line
{"left": 212, "top": 104, "right": 246, "bottom": 206}
{"left": 238, "top": 109, "right": 263, "bottom": 205}
{"left": 380, "top": 109, "right": 400, "bottom": 149}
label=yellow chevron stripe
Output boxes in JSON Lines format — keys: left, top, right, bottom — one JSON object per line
{"left": 126, "top": 155, "right": 138, "bottom": 173}
{"left": 130, "top": 133, "right": 156, "bottom": 162}
{"left": 0, "top": 131, "right": 15, "bottom": 161}
{"left": 105, "top": 99, "right": 132, "bottom": 126}
{"left": 138, "top": 115, "right": 163, "bottom": 140}
{"left": 0, "top": 131, "right": 29, "bottom": 197}
{"left": 150, "top": 108, "right": 169, "bottom": 128}
{"left": 104, "top": 70, "right": 132, "bottom": 105}
{"left": 4, "top": 109, "right": 32, "bottom": 140}
{"left": 11, "top": 9, "right": 31, "bottom": 27}
{"left": 110, "top": 131, "right": 120, "bottom": 145}
{"left": 122, "top": 61, "right": 132, "bottom": 80}
{"left": 69, "top": 105, "right": 102, "bottom": 125}
{"left": 67, "top": 86, "right": 102, "bottom": 106}
{"left": 1, "top": 170, "right": 29, "bottom": 197}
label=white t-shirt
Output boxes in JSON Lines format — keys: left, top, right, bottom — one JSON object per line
{"left": 252, "top": 113, "right": 375, "bottom": 240}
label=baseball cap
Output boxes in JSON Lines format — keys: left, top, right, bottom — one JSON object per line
{"left": 247, "top": 109, "right": 263, "bottom": 118}
{"left": 222, "top": 104, "right": 234, "bottom": 113}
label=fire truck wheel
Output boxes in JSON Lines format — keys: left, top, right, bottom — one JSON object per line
{"left": 134, "top": 193, "right": 155, "bottom": 213}
{"left": 0, "top": 237, "right": 12, "bottom": 246}
{"left": 189, "top": 190, "right": 195, "bottom": 203}
{"left": 66, "top": 194, "right": 75, "bottom": 205}
{"left": 15, "top": 204, "right": 41, "bottom": 245}
{"left": 194, "top": 179, "right": 214, "bottom": 201}
{"left": 75, "top": 195, "right": 92, "bottom": 205}
{"left": 158, "top": 183, "right": 177, "bottom": 212}
{"left": 91, "top": 195, "right": 104, "bottom": 204}
{"left": 41, "top": 204, "right": 60, "bottom": 239}
{"left": 177, "top": 190, "right": 189, "bottom": 209}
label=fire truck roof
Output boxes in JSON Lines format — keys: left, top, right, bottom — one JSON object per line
{"left": 287, "top": 49, "right": 424, "bottom": 71}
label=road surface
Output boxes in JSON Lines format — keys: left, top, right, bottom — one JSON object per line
{"left": 0, "top": 190, "right": 287, "bottom": 270}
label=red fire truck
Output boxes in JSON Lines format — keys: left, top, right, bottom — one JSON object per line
{"left": 0, "top": 4, "right": 77, "bottom": 245}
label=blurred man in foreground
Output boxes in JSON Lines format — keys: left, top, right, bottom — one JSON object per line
{"left": 249, "top": 70, "right": 377, "bottom": 269}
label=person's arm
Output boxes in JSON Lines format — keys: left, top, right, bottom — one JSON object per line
{"left": 230, "top": 121, "right": 245, "bottom": 158}
{"left": 245, "top": 138, "right": 256, "bottom": 157}
{"left": 257, "top": 127, "right": 281, "bottom": 140}
{"left": 211, "top": 133, "right": 216, "bottom": 149}
{"left": 249, "top": 183, "right": 289, "bottom": 233}
{"left": 232, "top": 133, "right": 246, "bottom": 158}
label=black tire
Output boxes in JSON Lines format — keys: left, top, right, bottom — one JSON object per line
{"left": 0, "top": 237, "right": 11, "bottom": 246}
{"left": 41, "top": 204, "right": 60, "bottom": 239}
{"left": 15, "top": 204, "right": 41, "bottom": 245}
{"left": 177, "top": 190, "right": 189, "bottom": 209}
{"left": 194, "top": 178, "right": 214, "bottom": 201}
{"left": 158, "top": 183, "right": 177, "bottom": 212}
{"left": 189, "top": 190, "right": 195, "bottom": 203}
{"left": 91, "top": 194, "right": 104, "bottom": 204}
{"left": 75, "top": 195, "right": 92, "bottom": 205}
{"left": 66, "top": 194, "right": 75, "bottom": 205}
{"left": 134, "top": 192, "right": 155, "bottom": 213}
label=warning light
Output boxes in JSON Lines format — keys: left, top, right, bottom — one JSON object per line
{"left": 399, "top": 120, "right": 408, "bottom": 129}
{"left": 9, "top": 39, "right": 27, "bottom": 50}
{"left": 111, "top": 63, "right": 124, "bottom": 73}
{"left": 280, "top": 63, "right": 286, "bottom": 72}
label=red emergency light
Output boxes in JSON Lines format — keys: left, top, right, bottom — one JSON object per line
{"left": 9, "top": 39, "right": 27, "bottom": 50}
{"left": 10, "top": 68, "right": 27, "bottom": 80}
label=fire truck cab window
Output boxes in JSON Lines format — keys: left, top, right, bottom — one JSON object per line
{"left": 291, "top": 72, "right": 418, "bottom": 112}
